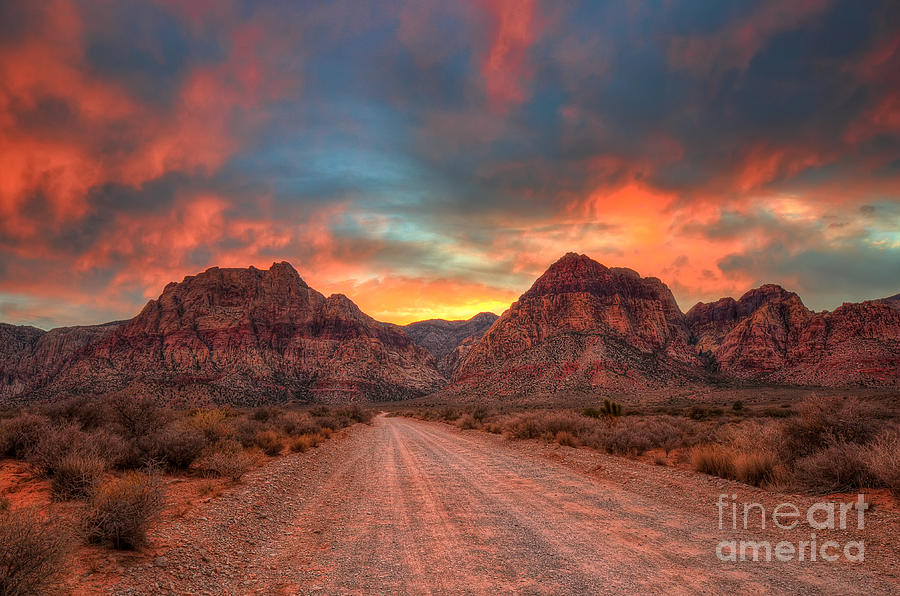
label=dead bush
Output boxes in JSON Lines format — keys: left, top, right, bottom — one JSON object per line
{"left": 456, "top": 414, "right": 478, "bottom": 430}
{"left": 864, "top": 432, "right": 900, "bottom": 497}
{"left": 142, "top": 423, "right": 207, "bottom": 470}
{"left": 253, "top": 430, "right": 284, "bottom": 456}
{"left": 794, "top": 442, "right": 870, "bottom": 493}
{"left": 554, "top": 431, "right": 578, "bottom": 447}
{"left": 502, "top": 411, "right": 595, "bottom": 441}
{"left": 785, "top": 396, "right": 883, "bottom": 456}
{"left": 26, "top": 423, "right": 91, "bottom": 476}
{"left": 280, "top": 411, "right": 319, "bottom": 437}
{"left": 193, "top": 442, "right": 253, "bottom": 482}
{"left": 334, "top": 405, "right": 373, "bottom": 425}
{"left": 0, "top": 508, "right": 71, "bottom": 595}
{"left": 84, "top": 472, "right": 164, "bottom": 550}
{"left": 691, "top": 444, "right": 736, "bottom": 479}
{"left": 102, "top": 394, "right": 169, "bottom": 439}
{"left": 250, "top": 406, "right": 282, "bottom": 422}
{"left": 289, "top": 433, "right": 322, "bottom": 453}
{"left": 233, "top": 418, "right": 265, "bottom": 448}
{"left": 0, "top": 413, "right": 50, "bottom": 459}
{"left": 733, "top": 451, "right": 785, "bottom": 488}
{"left": 51, "top": 453, "right": 108, "bottom": 500}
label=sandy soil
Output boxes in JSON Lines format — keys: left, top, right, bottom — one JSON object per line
{"left": 98, "top": 415, "right": 898, "bottom": 594}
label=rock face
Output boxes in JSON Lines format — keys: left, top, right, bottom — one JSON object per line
{"left": 4, "top": 263, "right": 444, "bottom": 403}
{"left": 451, "top": 253, "right": 705, "bottom": 396}
{"left": 2, "top": 255, "right": 898, "bottom": 403}
{"left": 0, "top": 322, "right": 122, "bottom": 399}
{"left": 402, "top": 312, "right": 498, "bottom": 376}
{"left": 687, "top": 288, "right": 900, "bottom": 386}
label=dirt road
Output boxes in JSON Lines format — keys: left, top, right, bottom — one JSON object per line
{"left": 110, "top": 415, "right": 898, "bottom": 594}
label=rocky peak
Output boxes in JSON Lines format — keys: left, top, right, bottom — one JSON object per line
{"left": 402, "top": 312, "right": 499, "bottom": 373}
{"left": 522, "top": 253, "right": 610, "bottom": 298}
{"left": 452, "top": 253, "right": 699, "bottom": 394}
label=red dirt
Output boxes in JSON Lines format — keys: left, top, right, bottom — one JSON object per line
{"left": 91, "top": 415, "right": 897, "bottom": 594}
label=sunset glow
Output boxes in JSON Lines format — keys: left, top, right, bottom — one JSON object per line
{"left": 1, "top": 1, "right": 899, "bottom": 328}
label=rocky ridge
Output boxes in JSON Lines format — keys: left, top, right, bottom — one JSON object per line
{"left": 2, "top": 263, "right": 443, "bottom": 403}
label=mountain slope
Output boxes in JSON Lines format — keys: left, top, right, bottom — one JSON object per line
{"left": 8, "top": 263, "right": 444, "bottom": 403}
{"left": 451, "top": 253, "right": 706, "bottom": 397}
{"left": 0, "top": 322, "right": 122, "bottom": 399}
{"left": 687, "top": 288, "right": 900, "bottom": 386}
{"left": 403, "top": 312, "right": 498, "bottom": 376}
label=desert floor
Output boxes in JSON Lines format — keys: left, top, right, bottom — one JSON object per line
{"left": 91, "top": 414, "right": 899, "bottom": 594}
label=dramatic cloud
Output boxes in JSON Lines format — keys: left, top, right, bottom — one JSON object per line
{"left": 0, "top": 0, "right": 898, "bottom": 328}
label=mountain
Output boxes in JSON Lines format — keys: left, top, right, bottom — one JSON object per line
{"left": 451, "top": 253, "right": 706, "bottom": 396}
{"left": 2, "top": 263, "right": 443, "bottom": 404}
{"left": 687, "top": 288, "right": 900, "bottom": 386}
{"left": 402, "top": 312, "right": 498, "bottom": 376}
{"left": 2, "top": 256, "right": 898, "bottom": 404}
{"left": 0, "top": 322, "right": 123, "bottom": 399}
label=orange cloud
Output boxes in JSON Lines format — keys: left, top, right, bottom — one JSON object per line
{"left": 479, "top": 0, "right": 540, "bottom": 111}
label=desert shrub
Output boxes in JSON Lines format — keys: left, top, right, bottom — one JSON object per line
{"left": 185, "top": 409, "right": 232, "bottom": 443}
{"left": 733, "top": 451, "right": 784, "bottom": 488}
{"left": 193, "top": 442, "right": 253, "bottom": 482}
{"left": 280, "top": 411, "right": 319, "bottom": 437}
{"left": 581, "top": 417, "right": 684, "bottom": 456}
{"left": 84, "top": 472, "right": 164, "bottom": 549}
{"left": 555, "top": 431, "right": 578, "bottom": 447}
{"left": 335, "top": 405, "right": 373, "bottom": 425}
{"left": 39, "top": 396, "right": 108, "bottom": 430}
{"left": 483, "top": 422, "right": 503, "bottom": 434}
{"left": 0, "top": 413, "right": 50, "bottom": 459}
{"left": 308, "top": 405, "right": 331, "bottom": 417}
{"left": 51, "top": 453, "right": 108, "bottom": 500}
{"left": 864, "top": 432, "right": 900, "bottom": 497}
{"left": 599, "top": 399, "right": 623, "bottom": 418}
{"left": 691, "top": 444, "right": 736, "bottom": 479}
{"left": 794, "top": 442, "right": 870, "bottom": 493}
{"left": 582, "top": 407, "right": 601, "bottom": 419}
{"left": 253, "top": 430, "right": 284, "bottom": 456}
{"left": 784, "top": 396, "right": 882, "bottom": 456}
{"left": 102, "top": 394, "right": 170, "bottom": 439}
{"left": 0, "top": 496, "right": 8, "bottom": 513}
{"left": 26, "top": 423, "right": 91, "bottom": 476}
{"left": 0, "top": 508, "right": 71, "bottom": 595}
{"left": 250, "top": 406, "right": 282, "bottom": 423}
{"left": 87, "top": 429, "right": 131, "bottom": 470}
{"left": 312, "top": 414, "right": 348, "bottom": 432}
{"left": 502, "top": 411, "right": 595, "bottom": 441}
{"left": 290, "top": 433, "right": 322, "bottom": 453}
{"left": 457, "top": 414, "right": 478, "bottom": 430}
{"left": 141, "top": 423, "right": 207, "bottom": 470}
{"left": 435, "top": 407, "right": 461, "bottom": 422}
{"left": 732, "top": 400, "right": 744, "bottom": 412}
{"left": 471, "top": 407, "right": 491, "bottom": 422}
{"left": 233, "top": 418, "right": 265, "bottom": 448}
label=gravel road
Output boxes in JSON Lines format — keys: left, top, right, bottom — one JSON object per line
{"left": 109, "top": 415, "right": 898, "bottom": 594}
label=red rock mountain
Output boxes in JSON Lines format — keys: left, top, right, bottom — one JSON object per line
{"left": 3, "top": 263, "right": 443, "bottom": 403}
{"left": 2, "top": 255, "right": 898, "bottom": 404}
{"left": 687, "top": 288, "right": 900, "bottom": 386}
{"left": 0, "top": 322, "right": 123, "bottom": 399}
{"left": 451, "top": 253, "right": 706, "bottom": 396}
{"left": 402, "top": 312, "right": 498, "bottom": 376}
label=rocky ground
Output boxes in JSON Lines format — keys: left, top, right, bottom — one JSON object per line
{"left": 66, "top": 414, "right": 900, "bottom": 594}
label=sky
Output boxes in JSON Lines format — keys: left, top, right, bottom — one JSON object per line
{"left": 1, "top": 0, "right": 899, "bottom": 329}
